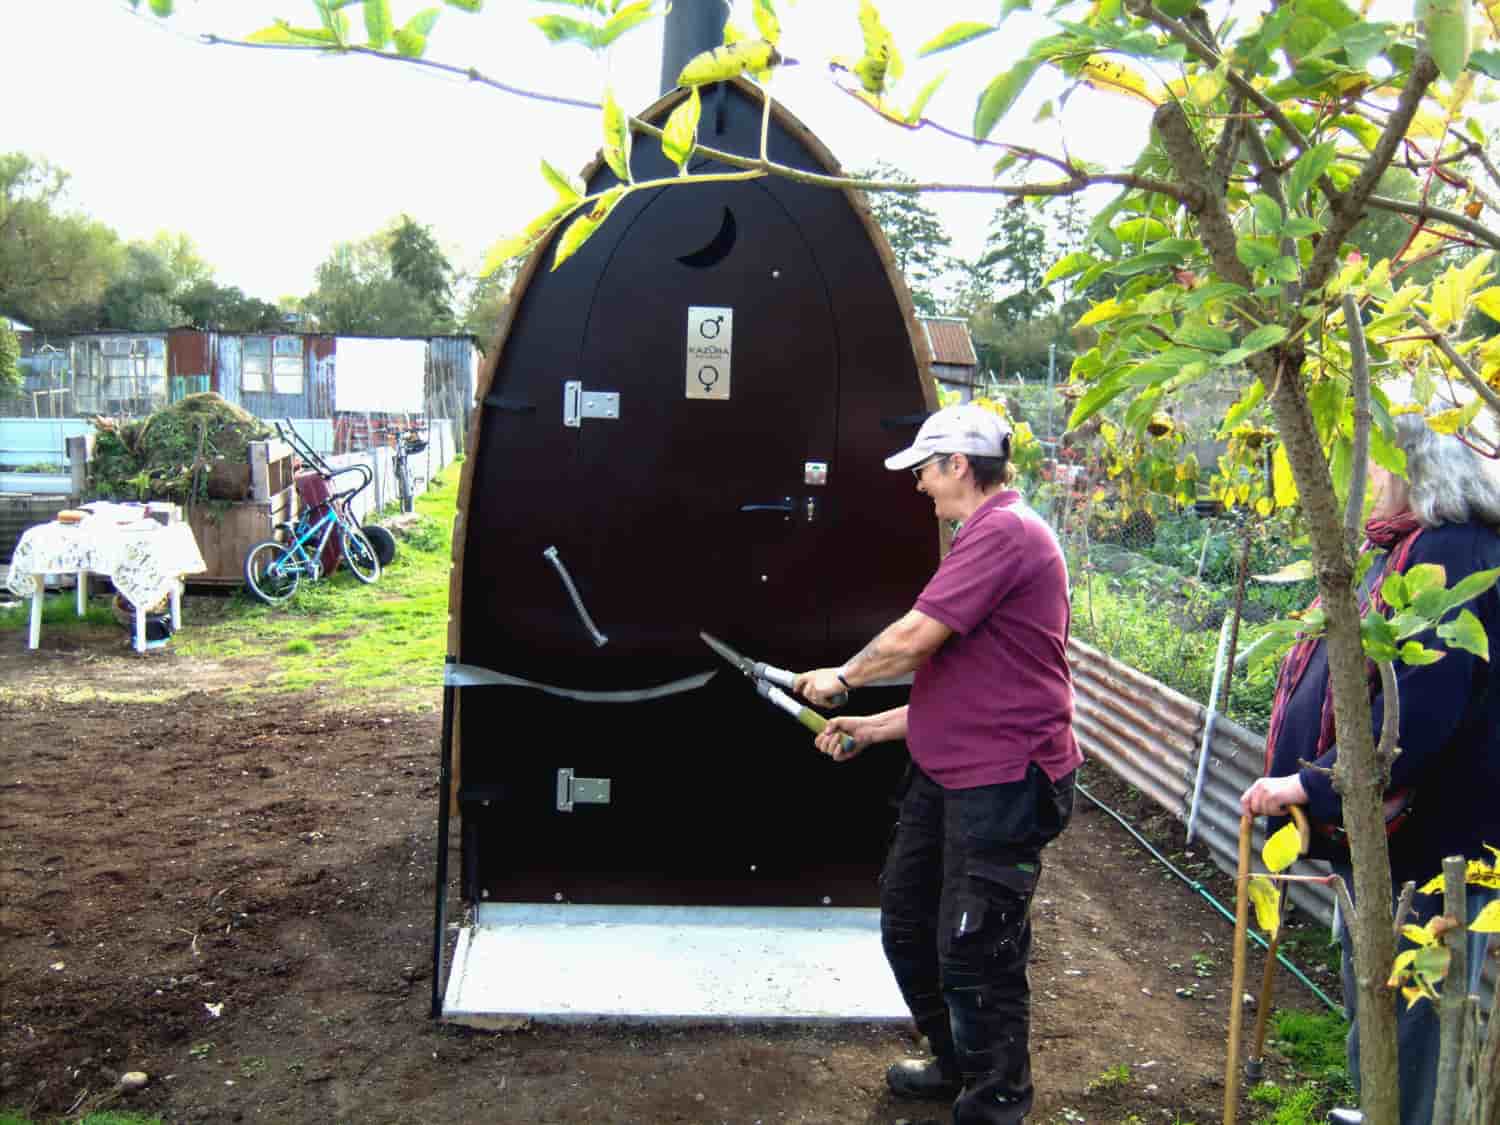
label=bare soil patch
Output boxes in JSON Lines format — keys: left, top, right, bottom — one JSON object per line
{"left": 0, "top": 631, "right": 1334, "bottom": 1124}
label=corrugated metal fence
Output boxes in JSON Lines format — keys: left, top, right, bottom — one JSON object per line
{"left": 1071, "top": 637, "right": 1496, "bottom": 1007}
{"left": 1072, "top": 636, "right": 1334, "bottom": 927}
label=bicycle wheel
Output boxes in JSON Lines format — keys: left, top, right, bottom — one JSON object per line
{"left": 243, "top": 540, "right": 301, "bottom": 605}
{"left": 340, "top": 526, "right": 382, "bottom": 584}
{"left": 397, "top": 458, "right": 414, "bottom": 514}
{"left": 361, "top": 523, "right": 397, "bottom": 567}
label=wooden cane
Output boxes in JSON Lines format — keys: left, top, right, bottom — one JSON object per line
{"left": 1225, "top": 812, "right": 1254, "bottom": 1125}
{"left": 1247, "top": 807, "right": 1311, "bottom": 1080}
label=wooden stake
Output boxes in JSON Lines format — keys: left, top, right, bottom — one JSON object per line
{"left": 1225, "top": 813, "right": 1253, "bottom": 1125}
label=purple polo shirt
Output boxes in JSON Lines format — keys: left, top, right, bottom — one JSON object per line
{"left": 907, "top": 491, "right": 1082, "bottom": 789}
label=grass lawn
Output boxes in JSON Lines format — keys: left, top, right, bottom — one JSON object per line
{"left": 1, "top": 463, "right": 460, "bottom": 710}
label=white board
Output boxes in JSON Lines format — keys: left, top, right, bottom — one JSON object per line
{"left": 333, "top": 337, "right": 427, "bottom": 413}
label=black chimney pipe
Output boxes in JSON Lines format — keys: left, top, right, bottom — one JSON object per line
{"left": 659, "top": 0, "right": 724, "bottom": 96}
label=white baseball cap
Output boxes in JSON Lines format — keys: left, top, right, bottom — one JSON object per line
{"left": 884, "top": 404, "right": 1013, "bottom": 471}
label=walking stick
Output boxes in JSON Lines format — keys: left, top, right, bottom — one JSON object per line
{"left": 1225, "top": 813, "right": 1254, "bottom": 1125}
{"left": 1246, "top": 807, "right": 1311, "bottom": 1081}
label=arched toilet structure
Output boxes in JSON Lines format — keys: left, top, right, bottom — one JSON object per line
{"left": 436, "top": 76, "right": 944, "bottom": 1025}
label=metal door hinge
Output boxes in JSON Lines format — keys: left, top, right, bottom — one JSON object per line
{"left": 563, "top": 380, "right": 621, "bottom": 428}
{"left": 556, "top": 768, "right": 612, "bottom": 812}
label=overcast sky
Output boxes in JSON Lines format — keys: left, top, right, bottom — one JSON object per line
{"left": 4, "top": 2, "right": 1164, "bottom": 301}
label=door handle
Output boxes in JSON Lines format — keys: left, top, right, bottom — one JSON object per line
{"left": 739, "top": 497, "right": 794, "bottom": 513}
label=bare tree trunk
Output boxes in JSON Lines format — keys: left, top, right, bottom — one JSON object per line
{"left": 1265, "top": 367, "right": 1401, "bottom": 1125}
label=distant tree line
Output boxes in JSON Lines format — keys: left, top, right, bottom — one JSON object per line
{"left": 0, "top": 152, "right": 511, "bottom": 342}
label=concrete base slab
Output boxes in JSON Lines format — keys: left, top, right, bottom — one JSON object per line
{"left": 442, "top": 902, "right": 907, "bottom": 1026}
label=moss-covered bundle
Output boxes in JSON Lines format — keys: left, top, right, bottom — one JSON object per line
{"left": 88, "top": 393, "right": 273, "bottom": 503}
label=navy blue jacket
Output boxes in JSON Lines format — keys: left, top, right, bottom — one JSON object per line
{"left": 1266, "top": 521, "right": 1500, "bottom": 886}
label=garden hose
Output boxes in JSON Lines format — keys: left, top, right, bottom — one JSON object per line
{"left": 1076, "top": 782, "right": 1341, "bottom": 1014}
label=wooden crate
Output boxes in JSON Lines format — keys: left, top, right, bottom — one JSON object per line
{"left": 186, "top": 485, "right": 297, "bottom": 587}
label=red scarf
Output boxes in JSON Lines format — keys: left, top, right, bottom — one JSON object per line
{"left": 1262, "top": 512, "right": 1425, "bottom": 774}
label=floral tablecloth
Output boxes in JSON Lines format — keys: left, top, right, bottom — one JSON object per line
{"left": 5, "top": 520, "right": 207, "bottom": 608}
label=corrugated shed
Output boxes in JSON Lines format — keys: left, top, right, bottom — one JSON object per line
{"left": 426, "top": 336, "right": 476, "bottom": 443}
{"left": 920, "top": 318, "right": 978, "bottom": 368}
{"left": 231, "top": 333, "right": 334, "bottom": 420}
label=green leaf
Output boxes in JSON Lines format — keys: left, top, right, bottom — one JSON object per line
{"left": 363, "top": 0, "right": 392, "bottom": 47}
{"left": 246, "top": 25, "right": 303, "bottom": 43}
{"left": 1183, "top": 281, "right": 1249, "bottom": 311}
{"left": 1339, "top": 21, "right": 1395, "bottom": 68}
{"left": 1361, "top": 610, "right": 1400, "bottom": 662}
{"left": 1177, "top": 322, "right": 1234, "bottom": 352}
{"left": 752, "top": 0, "right": 780, "bottom": 45}
{"left": 1106, "top": 251, "right": 1182, "bottom": 277}
{"left": 481, "top": 232, "right": 541, "bottom": 275}
{"left": 661, "top": 86, "right": 701, "bottom": 171}
{"left": 533, "top": 13, "right": 599, "bottom": 46}
{"left": 1285, "top": 140, "right": 1337, "bottom": 206}
{"left": 973, "top": 58, "right": 1042, "bottom": 141}
{"left": 1403, "top": 563, "right": 1448, "bottom": 602}
{"left": 553, "top": 188, "right": 624, "bottom": 271}
{"left": 1066, "top": 373, "right": 1131, "bottom": 429}
{"left": 1398, "top": 641, "right": 1446, "bottom": 665}
{"left": 598, "top": 1, "right": 656, "bottom": 47}
{"left": 906, "top": 72, "right": 949, "bottom": 123}
{"left": 1221, "top": 379, "right": 1267, "bottom": 431}
{"left": 1154, "top": 0, "right": 1197, "bottom": 14}
{"left": 443, "top": 0, "right": 483, "bottom": 10}
{"left": 1444, "top": 566, "right": 1500, "bottom": 612}
{"left": 678, "top": 39, "right": 781, "bottom": 85}
{"left": 149, "top": 0, "right": 174, "bottom": 14}
{"left": 1381, "top": 571, "right": 1410, "bottom": 610}
{"left": 1420, "top": 0, "right": 1470, "bottom": 81}
{"left": 919, "top": 21, "right": 997, "bottom": 56}
{"left": 395, "top": 7, "right": 441, "bottom": 55}
{"left": 1437, "top": 608, "right": 1489, "bottom": 660}
{"left": 1237, "top": 235, "right": 1281, "bottom": 270}
{"left": 1242, "top": 324, "right": 1289, "bottom": 352}
{"left": 1043, "top": 251, "right": 1096, "bottom": 286}
{"left": 602, "top": 87, "right": 632, "bottom": 183}
{"left": 1115, "top": 217, "right": 1172, "bottom": 244}
{"left": 1252, "top": 193, "right": 1284, "bottom": 234}
{"left": 541, "top": 160, "right": 582, "bottom": 204}
{"left": 1469, "top": 48, "right": 1500, "bottom": 79}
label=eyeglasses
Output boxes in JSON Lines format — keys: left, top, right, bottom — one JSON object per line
{"left": 911, "top": 455, "right": 950, "bottom": 480}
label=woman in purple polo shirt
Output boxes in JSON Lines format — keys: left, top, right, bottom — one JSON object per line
{"left": 795, "top": 403, "right": 1083, "bottom": 1125}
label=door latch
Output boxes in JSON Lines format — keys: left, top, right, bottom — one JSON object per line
{"left": 556, "top": 768, "right": 612, "bottom": 812}
{"left": 563, "top": 380, "right": 621, "bottom": 428}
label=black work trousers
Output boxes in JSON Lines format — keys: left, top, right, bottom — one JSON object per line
{"left": 880, "top": 762, "right": 1075, "bottom": 1125}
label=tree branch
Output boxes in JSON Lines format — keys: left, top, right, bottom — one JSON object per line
{"left": 1376, "top": 659, "right": 1400, "bottom": 774}
{"left": 1475, "top": 145, "right": 1500, "bottom": 194}
{"left": 200, "top": 33, "right": 604, "bottom": 110}
{"left": 1364, "top": 193, "right": 1500, "bottom": 254}
{"left": 1210, "top": 92, "right": 1247, "bottom": 197}
{"left": 1152, "top": 100, "right": 1251, "bottom": 290}
{"left": 1303, "top": 52, "right": 1441, "bottom": 299}
{"left": 1410, "top": 311, "right": 1500, "bottom": 421}
{"left": 1344, "top": 293, "right": 1372, "bottom": 557}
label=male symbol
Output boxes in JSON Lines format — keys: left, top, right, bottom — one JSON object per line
{"left": 699, "top": 316, "right": 724, "bottom": 339}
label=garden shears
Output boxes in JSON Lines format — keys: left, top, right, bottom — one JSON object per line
{"left": 698, "top": 632, "right": 855, "bottom": 754}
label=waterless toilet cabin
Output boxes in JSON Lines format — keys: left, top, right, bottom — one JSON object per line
{"left": 437, "top": 72, "right": 942, "bottom": 1023}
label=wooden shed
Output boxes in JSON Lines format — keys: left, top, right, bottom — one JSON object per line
{"left": 437, "top": 70, "right": 944, "bottom": 1024}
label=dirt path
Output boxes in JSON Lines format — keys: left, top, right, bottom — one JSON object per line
{"left": 0, "top": 625, "right": 1332, "bottom": 1123}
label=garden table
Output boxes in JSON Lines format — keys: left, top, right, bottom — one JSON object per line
{"left": 5, "top": 511, "right": 207, "bottom": 653}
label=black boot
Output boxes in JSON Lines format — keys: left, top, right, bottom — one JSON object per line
{"left": 887, "top": 1057, "right": 964, "bottom": 1100}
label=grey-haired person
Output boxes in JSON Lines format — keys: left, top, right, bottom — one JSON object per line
{"left": 1241, "top": 413, "right": 1500, "bottom": 1125}
{"left": 794, "top": 403, "right": 1082, "bottom": 1125}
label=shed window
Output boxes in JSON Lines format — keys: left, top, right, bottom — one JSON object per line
{"left": 272, "top": 336, "right": 303, "bottom": 396}
{"left": 243, "top": 337, "right": 270, "bottom": 393}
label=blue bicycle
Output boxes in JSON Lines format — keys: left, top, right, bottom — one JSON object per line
{"left": 242, "top": 463, "right": 381, "bottom": 605}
